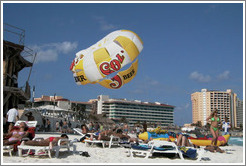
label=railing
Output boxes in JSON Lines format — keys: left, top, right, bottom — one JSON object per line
{"left": 3, "top": 23, "right": 36, "bottom": 63}
{"left": 3, "top": 23, "right": 25, "bottom": 45}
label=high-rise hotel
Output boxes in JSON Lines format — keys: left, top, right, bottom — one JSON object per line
{"left": 191, "top": 89, "right": 243, "bottom": 128}
{"left": 97, "top": 95, "right": 174, "bottom": 126}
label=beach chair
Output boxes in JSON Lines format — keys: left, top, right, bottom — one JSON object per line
{"left": 14, "top": 120, "right": 38, "bottom": 128}
{"left": 84, "top": 135, "right": 120, "bottom": 148}
{"left": 129, "top": 140, "right": 184, "bottom": 160}
{"left": 3, "top": 145, "right": 14, "bottom": 156}
{"left": 17, "top": 137, "right": 76, "bottom": 158}
{"left": 3, "top": 121, "right": 38, "bottom": 156}
{"left": 73, "top": 128, "right": 85, "bottom": 136}
{"left": 73, "top": 128, "right": 96, "bottom": 136}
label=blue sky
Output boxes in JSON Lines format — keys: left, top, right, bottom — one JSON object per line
{"left": 2, "top": 2, "right": 244, "bottom": 126}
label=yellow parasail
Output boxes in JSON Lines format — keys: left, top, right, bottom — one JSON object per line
{"left": 70, "top": 30, "right": 143, "bottom": 89}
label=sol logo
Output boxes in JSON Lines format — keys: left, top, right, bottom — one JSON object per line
{"left": 99, "top": 51, "right": 125, "bottom": 76}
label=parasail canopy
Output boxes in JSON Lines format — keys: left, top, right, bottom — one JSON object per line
{"left": 70, "top": 30, "right": 143, "bottom": 89}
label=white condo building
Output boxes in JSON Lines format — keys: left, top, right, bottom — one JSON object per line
{"left": 96, "top": 95, "right": 174, "bottom": 126}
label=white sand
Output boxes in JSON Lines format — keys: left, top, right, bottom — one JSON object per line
{"left": 2, "top": 133, "right": 244, "bottom": 165}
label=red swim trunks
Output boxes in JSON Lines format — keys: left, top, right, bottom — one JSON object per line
{"left": 49, "top": 137, "right": 55, "bottom": 142}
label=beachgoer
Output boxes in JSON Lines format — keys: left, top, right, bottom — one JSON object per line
{"left": 136, "top": 125, "right": 140, "bottom": 137}
{"left": 94, "top": 122, "right": 99, "bottom": 132}
{"left": 204, "top": 145, "right": 225, "bottom": 153}
{"left": 55, "top": 121, "right": 60, "bottom": 131}
{"left": 176, "top": 133, "right": 193, "bottom": 147}
{"left": 206, "top": 109, "right": 221, "bottom": 146}
{"left": 142, "top": 121, "right": 147, "bottom": 132}
{"left": 123, "top": 123, "right": 129, "bottom": 135}
{"left": 68, "top": 121, "right": 72, "bottom": 129}
{"left": 99, "top": 124, "right": 104, "bottom": 132}
{"left": 62, "top": 120, "right": 68, "bottom": 133}
{"left": 59, "top": 120, "right": 63, "bottom": 132}
{"left": 46, "top": 119, "right": 51, "bottom": 132}
{"left": 79, "top": 124, "right": 91, "bottom": 142}
{"left": 3, "top": 122, "right": 29, "bottom": 145}
{"left": 88, "top": 122, "right": 94, "bottom": 132}
{"left": 25, "top": 112, "right": 35, "bottom": 121}
{"left": 222, "top": 116, "right": 230, "bottom": 135}
{"left": 42, "top": 117, "right": 46, "bottom": 131}
{"left": 6, "top": 105, "right": 19, "bottom": 133}
{"left": 113, "top": 128, "right": 139, "bottom": 143}
{"left": 25, "top": 134, "right": 69, "bottom": 149}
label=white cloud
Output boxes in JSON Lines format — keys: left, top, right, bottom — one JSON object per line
{"left": 93, "top": 16, "right": 117, "bottom": 31}
{"left": 37, "top": 49, "right": 58, "bottom": 62}
{"left": 28, "top": 41, "right": 78, "bottom": 63}
{"left": 54, "top": 41, "right": 78, "bottom": 54}
{"left": 189, "top": 71, "right": 211, "bottom": 83}
{"left": 217, "top": 70, "right": 230, "bottom": 80}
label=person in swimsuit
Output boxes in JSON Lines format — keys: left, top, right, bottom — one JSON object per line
{"left": 24, "top": 134, "right": 69, "bottom": 148}
{"left": 3, "top": 122, "right": 29, "bottom": 145}
{"left": 206, "top": 109, "right": 221, "bottom": 146}
{"left": 79, "top": 124, "right": 91, "bottom": 142}
{"left": 123, "top": 123, "right": 129, "bottom": 135}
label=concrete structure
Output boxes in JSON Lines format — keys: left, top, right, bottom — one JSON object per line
{"left": 96, "top": 95, "right": 174, "bottom": 126}
{"left": 34, "top": 95, "right": 92, "bottom": 123}
{"left": 191, "top": 89, "right": 242, "bottom": 128}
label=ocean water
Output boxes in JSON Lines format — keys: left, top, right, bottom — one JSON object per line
{"left": 228, "top": 137, "right": 244, "bottom": 146}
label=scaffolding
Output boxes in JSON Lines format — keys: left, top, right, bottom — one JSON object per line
{"left": 3, "top": 23, "right": 37, "bottom": 114}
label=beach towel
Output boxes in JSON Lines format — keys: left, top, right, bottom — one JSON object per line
{"left": 179, "top": 146, "right": 197, "bottom": 159}
{"left": 131, "top": 144, "right": 151, "bottom": 151}
{"left": 153, "top": 145, "right": 175, "bottom": 151}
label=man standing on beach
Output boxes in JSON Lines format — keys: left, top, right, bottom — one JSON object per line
{"left": 222, "top": 116, "right": 230, "bottom": 135}
{"left": 6, "top": 105, "right": 19, "bottom": 133}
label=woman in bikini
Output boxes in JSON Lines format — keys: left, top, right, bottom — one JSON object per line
{"left": 206, "top": 109, "right": 221, "bottom": 146}
{"left": 3, "top": 122, "right": 29, "bottom": 145}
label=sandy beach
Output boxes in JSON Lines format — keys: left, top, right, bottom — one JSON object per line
{"left": 2, "top": 132, "right": 244, "bottom": 165}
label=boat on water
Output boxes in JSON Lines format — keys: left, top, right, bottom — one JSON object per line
{"left": 138, "top": 131, "right": 230, "bottom": 146}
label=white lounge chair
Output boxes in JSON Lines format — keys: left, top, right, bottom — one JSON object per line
{"left": 73, "top": 128, "right": 95, "bottom": 136}
{"left": 17, "top": 137, "right": 76, "bottom": 158}
{"left": 149, "top": 140, "right": 184, "bottom": 160}
{"left": 3, "top": 121, "right": 38, "bottom": 156}
{"left": 73, "top": 128, "right": 85, "bottom": 136}
{"left": 129, "top": 140, "right": 184, "bottom": 160}
{"left": 84, "top": 135, "right": 120, "bottom": 148}
{"left": 14, "top": 120, "right": 38, "bottom": 128}
{"left": 129, "top": 140, "right": 204, "bottom": 161}
{"left": 3, "top": 145, "right": 14, "bottom": 156}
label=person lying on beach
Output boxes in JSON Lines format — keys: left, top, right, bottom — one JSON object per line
{"left": 3, "top": 122, "right": 29, "bottom": 145}
{"left": 88, "top": 127, "right": 118, "bottom": 141}
{"left": 176, "top": 133, "right": 193, "bottom": 147}
{"left": 113, "top": 128, "right": 139, "bottom": 143}
{"left": 79, "top": 124, "right": 92, "bottom": 142}
{"left": 204, "top": 145, "right": 225, "bottom": 153}
{"left": 24, "top": 134, "right": 69, "bottom": 149}
{"left": 88, "top": 128, "right": 139, "bottom": 143}
{"left": 167, "top": 133, "right": 199, "bottom": 148}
